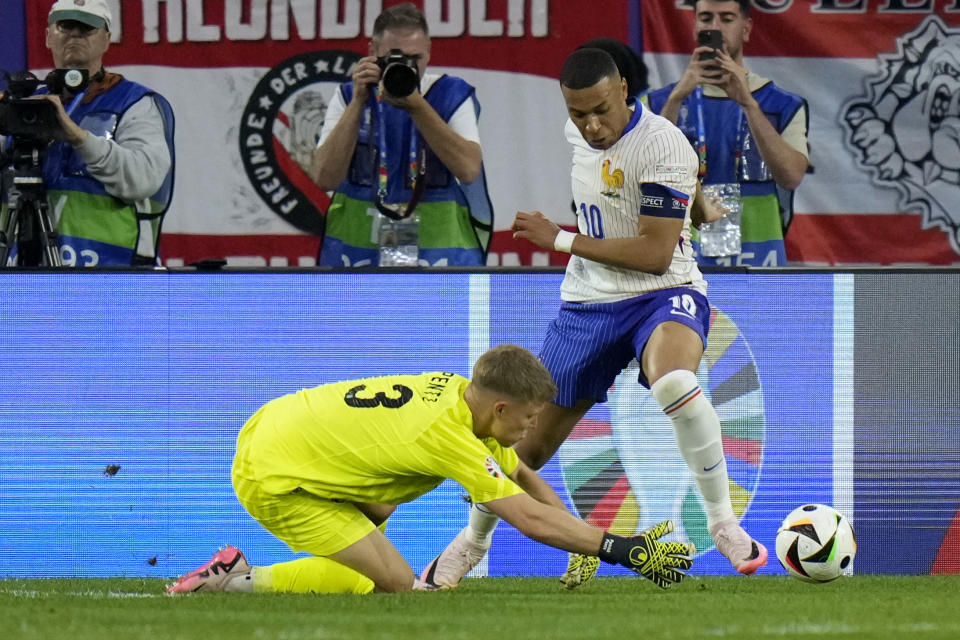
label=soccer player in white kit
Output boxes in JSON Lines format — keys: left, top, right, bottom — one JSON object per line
{"left": 423, "top": 47, "right": 767, "bottom": 589}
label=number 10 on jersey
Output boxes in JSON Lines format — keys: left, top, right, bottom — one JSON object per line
{"left": 578, "top": 202, "right": 605, "bottom": 239}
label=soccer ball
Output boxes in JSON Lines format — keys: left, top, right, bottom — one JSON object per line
{"left": 775, "top": 504, "right": 857, "bottom": 583}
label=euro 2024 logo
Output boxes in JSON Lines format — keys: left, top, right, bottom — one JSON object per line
{"left": 239, "top": 50, "right": 360, "bottom": 236}
{"left": 842, "top": 16, "right": 960, "bottom": 256}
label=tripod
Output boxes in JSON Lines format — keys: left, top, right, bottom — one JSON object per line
{"left": 0, "top": 142, "right": 61, "bottom": 267}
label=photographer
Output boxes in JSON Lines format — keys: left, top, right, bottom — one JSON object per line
{"left": 644, "top": 0, "right": 808, "bottom": 267}
{"left": 1, "top": 0, "right": 174, "bottom": 267}
{"left": 312, "top": 2, "right": 492, "bottom": 267}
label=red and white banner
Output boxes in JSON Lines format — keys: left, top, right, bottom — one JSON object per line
{"left": 644, "top": 1, "right": 960, "bottom": 266}
{"left": 26, "top": 0, "right": 633, "bottom": 267}
{"left": 26, "top": 1, "right": 960, "bottom": 266}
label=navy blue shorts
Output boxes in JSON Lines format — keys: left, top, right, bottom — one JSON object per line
{"left": 539, "top": 287, "right": 710, "bottom": 406}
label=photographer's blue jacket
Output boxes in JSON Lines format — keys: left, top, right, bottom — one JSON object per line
{"left": 646, "top": 75, "right": 808, "bottom": 267}
{"left": 43, "top": 76, "right": 175, "bottom": 266}
{"left": 319, "top": 75, "right": 493, "bottom": 267}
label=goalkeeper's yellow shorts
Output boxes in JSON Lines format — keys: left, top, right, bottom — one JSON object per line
{"left": 233, "top": 473, "right": 374, "bottom": 556}
{"left": 232, "top": 440, "right": 375, "bottom": 557}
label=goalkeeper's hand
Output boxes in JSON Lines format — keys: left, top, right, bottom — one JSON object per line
{"left": 559, "top": 552, "right": 600, "bottom": 590}
{"left": 596, "top": 520, "right": 695, "bottom": 589}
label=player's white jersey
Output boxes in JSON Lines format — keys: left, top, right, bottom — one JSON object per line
{"left": 561, "top": 105, "right": 706, "bottom": 303}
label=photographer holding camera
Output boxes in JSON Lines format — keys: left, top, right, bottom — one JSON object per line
{"left": 1, "top": 0, "right": 174, "bottom": 267}
{"left": 312, "top": 2, "right": 492, "bottom": 267}
{"left": 644, "top": 0, "right": 809, "bottom": 267}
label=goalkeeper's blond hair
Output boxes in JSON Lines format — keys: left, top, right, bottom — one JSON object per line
{"left": 471, "top": 344, "right": 557, "bottom": 404}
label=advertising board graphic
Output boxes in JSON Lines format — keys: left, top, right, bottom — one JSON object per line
{"left": 1, "top": 271, "right": 957, "bottom": 578}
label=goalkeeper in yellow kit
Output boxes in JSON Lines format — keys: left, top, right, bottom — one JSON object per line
{"left": 167, "top": 345, "right": 694, "bottom": 594}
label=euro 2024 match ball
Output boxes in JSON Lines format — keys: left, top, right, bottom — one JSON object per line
{"left": 775, "top": 504, "right": 857, "bottom": 583}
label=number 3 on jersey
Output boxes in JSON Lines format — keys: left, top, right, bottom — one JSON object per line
{"left": 344, "top": 384, "right": 413, "bottom": 409}
{"left": 578, "top": 202, "right": 605, "bottom": 239}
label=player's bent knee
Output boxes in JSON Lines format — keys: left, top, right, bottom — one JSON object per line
{"left": 650, "top": 369, "right": 701, "bottom": 414}
{"left": 651, "top": 369, "right": 698, "bottom": 394}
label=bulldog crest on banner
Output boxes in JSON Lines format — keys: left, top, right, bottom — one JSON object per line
{"left": 842, "top": 16, "right": 960, "bottom": 257}
{"left": 239, "top": 50, "right": 360, "bottom": 236}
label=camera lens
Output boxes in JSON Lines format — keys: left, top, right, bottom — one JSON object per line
{"left": 63, "top": 69, "right": 85, "bottom": 92}
{"left": 382, "top": 63, "right": 419, "bottom": 98}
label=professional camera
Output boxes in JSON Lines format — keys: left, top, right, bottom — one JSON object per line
{"left": 376, "top": 50, "right": 420, "bottom": 98}
{"left": 0, "top": 69, "right": 90, "bottom": 140}
{"left": 0, "top": 69, "right": 87, "bottom": 267}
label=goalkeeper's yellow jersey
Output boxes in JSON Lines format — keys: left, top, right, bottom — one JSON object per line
{"left": 236, "top": 372, "right": 523, "bottom": 506}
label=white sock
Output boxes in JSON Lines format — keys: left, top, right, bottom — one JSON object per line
{"left": 466, "top": 502, "right": 499, "bottom": 548}
{"left": 651, "top": 369, "right": 735, "bottom": 529}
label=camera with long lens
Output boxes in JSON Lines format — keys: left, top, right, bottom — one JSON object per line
{"left": 1, "top": 69, "right": 88, "bottom": 267}
{"left": 0, "top": 69, "right": 90, "bottom": 141}
{"left": 376, "top": 50, "right": 420, "bottom": 98}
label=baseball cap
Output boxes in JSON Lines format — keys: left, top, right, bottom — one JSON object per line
{"left": 48, "top": 0, "right": 112, "bottom": 31}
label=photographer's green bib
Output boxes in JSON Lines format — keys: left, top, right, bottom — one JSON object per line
{"left": 319, "top": 75, "right": 493, "bottom": 267}
{"left": 43, "top": 76, "right": 174, "bottom": 266}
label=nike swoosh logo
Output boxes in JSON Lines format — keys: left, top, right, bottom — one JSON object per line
{"left": 703, "top": 459, "right": 723, "bottom": 472}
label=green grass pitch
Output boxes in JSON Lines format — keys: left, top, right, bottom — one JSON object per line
{"left": 2, "top": 575, "right": 959, "bottom": 640}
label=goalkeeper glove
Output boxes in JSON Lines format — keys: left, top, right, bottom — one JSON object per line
{"left": 559, "top": 552, "right": 600, "bottom": 590}
{"left": 596, "top": 520, "right": 695, "bottom": 589}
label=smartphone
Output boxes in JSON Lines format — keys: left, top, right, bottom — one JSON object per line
{"left": 697, "top": 29, "right": 723, "bottom": 60}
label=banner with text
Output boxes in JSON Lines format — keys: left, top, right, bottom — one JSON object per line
{"left": 24, "top": 0, "right": 636, "bottom": 267}
{"left": 23, "top": 1, "right": 960, "bottom": 265}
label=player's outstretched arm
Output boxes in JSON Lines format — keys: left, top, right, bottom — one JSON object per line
{"left": 485, "top": 492, "right": 603, "bottom": 555}
{"left": 485, "top": 494, "right": 694, "bottom": 588}
{"left": 508, "top": 459, "right": 568, "bottom": 510}
{"left": 508, "top": 460, "right": 601, "bottom": 590}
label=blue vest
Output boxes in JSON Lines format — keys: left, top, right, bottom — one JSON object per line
{"left": 319, "top": 75, "right": 493, "bottom": 267}
{"left": 43, "top": 78, "right": 175, "bottom": 266}
{"left": 647, "top": 80, "right": 804, "bottom": 193}
{"left": 647, "top": 80, "right": 806, "bottom": 266}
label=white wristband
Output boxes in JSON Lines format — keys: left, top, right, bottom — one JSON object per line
{"left": 553, "top": 230, "right": 577, "bottom": 253}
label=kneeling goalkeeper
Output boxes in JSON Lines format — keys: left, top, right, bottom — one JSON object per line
{"left": 168, "top": 345, "right": 693, "bottom": 594}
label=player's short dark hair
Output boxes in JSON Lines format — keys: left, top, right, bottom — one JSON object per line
{"left": 373, "top": 2, "right": 429, "bottom": 39}
{"left": 472, "top": 345, "right": 557, "bottom": 404}
{"left": 560, "top": 48, "right": 621, "bottom": 91}
{"left": 577, "top": 38, "right": 648, "bottom": 98}
{"left": 693, "top": 0, "right": 751, "bottom": 16}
